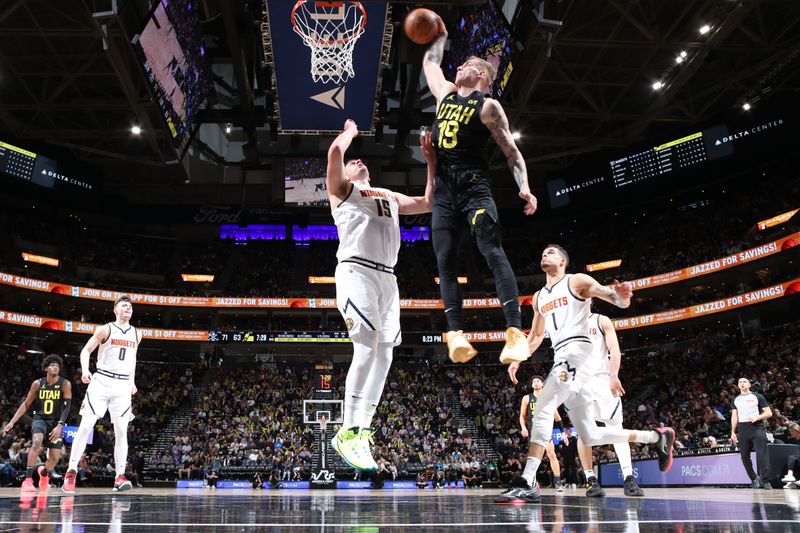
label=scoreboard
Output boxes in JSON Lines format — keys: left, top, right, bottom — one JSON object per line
{"left": 0, "top": 139, "right": 94, "bottom": 191}
{"left": 610, "top": 131, "right": 708, "bottom": 188}
{"left": 206, "top": 331, "right": 443, "bottom": 344}
{"left": 0, "top": 141, "right": 37, "bottom": 182}
{"left": 610, "top": 124, "right": 734, "bottom": 188}
{"left": 207, "top": 331, "right": 351, "bottom": 343}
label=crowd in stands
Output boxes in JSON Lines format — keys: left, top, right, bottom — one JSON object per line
{"left": 0, "top": 318, "right": 797, "bottom": 488}
{"left": 158, "top": 366, "right": 316, "bottom": 485}
{"left": 152, "top": 363, "right": 497, "bottom": 486}
{"left": 225, "top": 240, "right": 295, "bottom": 297}
{"left": 0, "top": 168, "right": 797, "bottom": 487}
{"left": 2, "top": 171, "right": 796, "bottom": 312}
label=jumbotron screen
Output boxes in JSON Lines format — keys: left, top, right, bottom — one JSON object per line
{"left": 284, "top": 158, "right": 329, "bottom": 207}
{"left": 444, "top": 0, "right": 517, "bottom": 98}
{"left": 136, "top": 0, "right": 210, "bottom": 157}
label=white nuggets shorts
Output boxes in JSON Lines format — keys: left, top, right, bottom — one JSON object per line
{"left": 79, "top": 373, "right": 133, "bottom": 423}
{"left": 544, "top": 341, "right": 601, "bottom": 410}
{"left": 335, "top": 262, "right": 401, "bottom": 345}
{"left": 584, "top": 373, "right": 624, "bottom": 424}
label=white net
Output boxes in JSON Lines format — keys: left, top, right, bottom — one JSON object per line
{"left": 292, "top": 1, "right": 366, "bottom": 85}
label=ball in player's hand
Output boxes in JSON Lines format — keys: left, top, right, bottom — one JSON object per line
{"left": 404, "top": 8, "right": 440, "bottom": 45}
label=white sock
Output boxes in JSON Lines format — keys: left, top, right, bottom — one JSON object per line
{"left": 631, "top": 430, "right": 659, "bottom": 444}
{"left": 360, "top": 343, "right": 393, "bottom": 429}
{"left": 584, "top": 469, "right": 594, "bottom": 481}
{"left": 67, "top": 416, "right": 97, "bottom": 471}
{"left": 614, "top": 442, "right": 634, "bottom": 478}
{"left": 343, "top": 332, "right": 379, "bottom": 429}
{"left": 521, "top": 456, "right": 541, "bottom": 486}
{"left": 113, "top": 419, "right": 129, "bottom": 477}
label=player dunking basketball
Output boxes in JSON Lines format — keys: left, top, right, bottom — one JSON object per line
{"left": 497, "top": 245, "right": 674, "bottom": 503}
{"left": 422, "top": 16, "right": 537, "bottom": 364}
{"left": 63, "top": 295, "right": 140, "bottom": 493}
{"left": 328, "top": 119, "right": 435, "bottom": 470}
{"left": 3, "top": 355, "right": 72, "bottom": 493}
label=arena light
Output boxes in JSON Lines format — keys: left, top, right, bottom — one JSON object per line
{"left": 585, "top": 259, "right": 622, "bottom": 272}
{"left": 675, "top": 55, "right": 684, "bottom": 64}
{"left": 742, "top": 102, "right": 751, "bottom": 111}
{"left": 435, "top": 276, "right": 468, "bottom": 285}
{"left": 511, "top": 131, "right": 521, "bottom": 140}
{"left": 652, "top": 80, "right": 664, "bottom": 90}
{"left": 21, "top": 253, "right": 59, "bottom": 267}
{"left": 680, "top": 50, "right": 688, "bottom": 58}
{"left": 225, "top": 123, "right": 232, "bottom": 134}
{"left": 699, "top": 24, "right": 711, "bottom": 35}
{"left": 130, "top": 125, "right": 142, "bottom": 135}
{"left": 308, "top": 276, "right": 335, "bottom": 284}
{"left": 181, "top": 274, "right": 215, "bottom": 282}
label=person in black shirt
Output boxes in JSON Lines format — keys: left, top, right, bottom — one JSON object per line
{"left": 2, "top": 355, "right": 72, "bottom": 492}
{"left": 731, "top": 377, "right": 773, "bottom": 489}
{"left": 422, "top": 16, "right": 537, "bottom": 365}
{"left": 558, "top": 428, "right": 579, "bottom": 487}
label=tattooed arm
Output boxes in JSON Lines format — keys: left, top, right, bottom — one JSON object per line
{"left": 480, "top": 98, "right": 537, "bottom": 215}
{"left": 422, "top": 17, "right": 457, "bottom": 104}
{"left": 570, "top": 273, "right": 633, "bottom": 309}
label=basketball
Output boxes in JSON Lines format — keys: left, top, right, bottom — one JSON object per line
{"left": 404, "top": 8, "right": 440, "bottom": 45}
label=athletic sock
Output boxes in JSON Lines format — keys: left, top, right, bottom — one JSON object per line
{"left": 632, "top": 430, "right": 659, "bottom": 444}
{"left": 521, "top": 456, "right": 541, "bottom": 487}
{"left": 613, "top": 442, "right": 634, "bottom": 478}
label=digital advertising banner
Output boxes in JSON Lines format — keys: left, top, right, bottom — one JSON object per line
{"left": 1, "top": 233, "right": 794, "bottom": 310}
{"left": 599, "top": 452, "right": 756, "bottom": 486}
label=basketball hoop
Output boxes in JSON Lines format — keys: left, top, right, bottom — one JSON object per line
{"left": 318, "top": 417, "right": 329, "bottom": 432}
{"left": 291, "top": 1, "right": 367, "bottom": 84}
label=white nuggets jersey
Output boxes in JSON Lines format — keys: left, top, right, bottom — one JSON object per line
{"left": 536, "top": 274, "right": 592, "bottom": 354}
{"left": 588, "top": 313, "right": 611, "bottom": 375}
{"left": 97, "top": 323, "right": 138, "bottom": 375}
{"left": 333, "top": 183, "right": 400, "bottom": 267}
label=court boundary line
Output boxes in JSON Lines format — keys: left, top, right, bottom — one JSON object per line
{"left": 2, "top": 519, "right": 798, "bottom": 527}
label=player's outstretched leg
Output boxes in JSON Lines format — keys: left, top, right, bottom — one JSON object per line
{"left": 331, "top": 330, "right": 381, "bottom": 471}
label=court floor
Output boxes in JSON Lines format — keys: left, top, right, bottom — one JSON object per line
{"left": 1, "top": 486, "right": 799, "bottom": 532}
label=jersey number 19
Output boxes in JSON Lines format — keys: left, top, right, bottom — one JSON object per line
{"left": 437, "top": 120, "right": 459, "bottom": 149}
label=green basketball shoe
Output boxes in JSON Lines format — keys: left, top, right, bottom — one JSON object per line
{"left": 331, "top": 427, "right": 378, "bottom": 471}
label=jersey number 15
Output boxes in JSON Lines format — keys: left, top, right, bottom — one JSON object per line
{"left": 375, "top": 198, "right": 391, "bottom": 217}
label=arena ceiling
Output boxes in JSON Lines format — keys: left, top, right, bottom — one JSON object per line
{"left": 0, "top": 0, "right": 799, "bottom": 192}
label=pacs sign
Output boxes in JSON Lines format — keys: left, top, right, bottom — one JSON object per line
{"left": 600, "top": 452, "right": 755, "bottom": 486}
{"left": 266, "top": 1, "right": 388, "bottom": 132}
